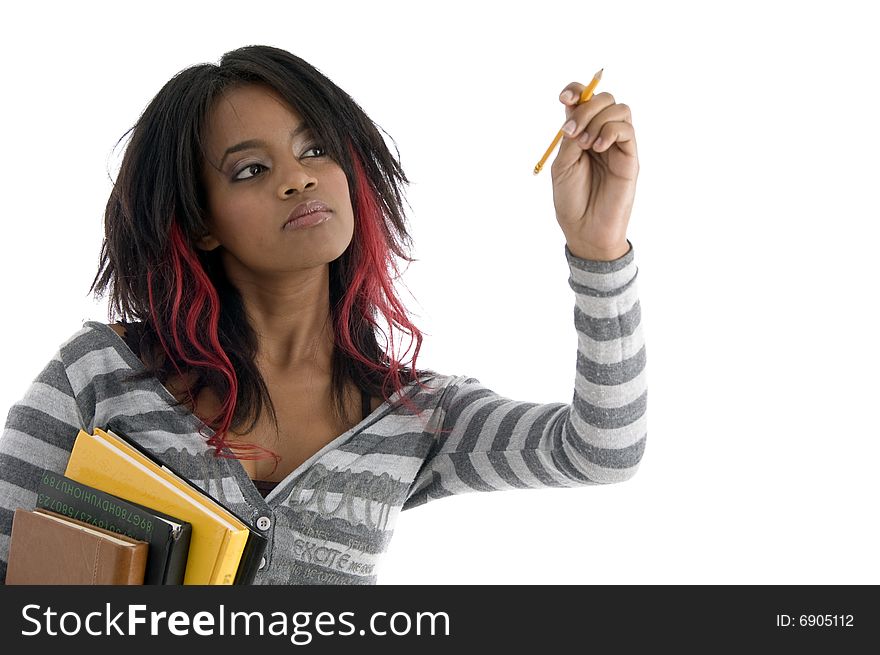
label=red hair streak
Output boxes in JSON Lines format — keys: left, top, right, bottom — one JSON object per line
{"left": 334, "top": 146, "right": 428, "bottom": 414}
{"left": 147, "top": 221, "right": 273, "bottom": 462}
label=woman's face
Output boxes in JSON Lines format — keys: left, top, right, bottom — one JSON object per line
{"left": 198, "top": 83, "right": 354, "bottom": 276}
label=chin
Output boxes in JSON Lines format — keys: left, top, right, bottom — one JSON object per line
{"left": 309, "top": 230, "right": 354, "bottom": 266}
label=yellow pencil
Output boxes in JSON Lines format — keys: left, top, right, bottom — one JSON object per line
{"left": 533, "top": 68, "right": 603, "bottom": 175}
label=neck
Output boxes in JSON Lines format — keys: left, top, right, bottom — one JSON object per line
{"left": 223, "top": 259, "right": 335, "bottom": 374}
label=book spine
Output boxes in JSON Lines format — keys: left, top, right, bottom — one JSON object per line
{"left": 209, "top": 528, "right": 249, "bottom": 585}
{"left": 38, "top": 473, "right": 158, "bottom": 537}
{"left": 94, "top": 536, "right": 146, "bottom": 585}
{"left": 234, "top": 532, "right": 269, "bottom": 585}
{"left": 161, "top": 526, "right": 192, "bottom": 585}
{"left": 120, "top": 543, "right": 148, "bottom": 585}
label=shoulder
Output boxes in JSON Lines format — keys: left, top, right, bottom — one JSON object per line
{"left": 107, "top": 323, "right": 126, "bottom": 339}
{"left": 70, "top": 321, "right": 140, "bottom": 368}
{"left": 46, "top": 322, "right": 138, "bottom": 397}
{"left": 103, "top": 322, "right": 152, "bottom": 367}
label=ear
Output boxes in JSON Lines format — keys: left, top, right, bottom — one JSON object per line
{"left": 195, "top": 232, "right": 221, "bottom": 252}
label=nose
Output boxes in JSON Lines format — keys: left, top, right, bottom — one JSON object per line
{"left": 277, "top": 160, "right": 318, "bottom": 198}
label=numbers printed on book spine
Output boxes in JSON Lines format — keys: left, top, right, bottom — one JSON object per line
{"left": 40, "top": 472, "right": 155, "bottom": 534}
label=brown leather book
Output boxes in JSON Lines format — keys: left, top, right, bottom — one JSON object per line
{"left": 6, "top": 508, "right": 148, "bottom": 585}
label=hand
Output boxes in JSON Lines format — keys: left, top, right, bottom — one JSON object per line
{"left": 550, "top": 84, "right": 639, "bottom": 260}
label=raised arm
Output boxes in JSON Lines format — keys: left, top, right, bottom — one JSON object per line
{"left": 404, "top": 239, "right": 645, "bottom": 509}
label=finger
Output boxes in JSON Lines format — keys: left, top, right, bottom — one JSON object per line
{"left": 587, "top": 120, "right": 637, "bottom": 157}
{"left": 558, "top": 82, "right": 587, "bottom": 106}
{"left": 559, "top": 82, "right": 610, "bottom": 103}
{"left": 559, "top": 83, "right": 605, "bottom": 120}
{"left": 559, "top": 86, "right": 614, "bottom": 109}
{"left": 555, "top": 98, "right": 625, "bottom": 169}
{"left": 576, "top": 104, "right": 634, "bottom": 149}
{"left": 559, "top": 92, "right": 617, "bottom": 134}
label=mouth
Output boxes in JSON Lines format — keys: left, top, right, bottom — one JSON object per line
{"left": 283, "top": 210, "right": 332, "bottom": 231}
{"left": 283, "top": 199, "right": 333, "bottom": 230}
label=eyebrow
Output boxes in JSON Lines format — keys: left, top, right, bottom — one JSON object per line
{"left": 219, "top": 123, "right": 314, "bottom": 170}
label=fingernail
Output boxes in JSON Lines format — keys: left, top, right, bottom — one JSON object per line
{"left": 560, "top": 90, "right": 575, "bottom": 103}
{"left": 562, "top": 120, "right": 576, "bottom": 136}
{"left": 593, "top": 137, "right": 604, "bottom": 150}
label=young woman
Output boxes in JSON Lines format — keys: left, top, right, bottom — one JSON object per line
{"left": 0, "top": 45, "right": 646, "bottom": 584}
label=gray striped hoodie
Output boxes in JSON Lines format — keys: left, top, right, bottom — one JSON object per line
{"left": 0, "top": 242, "right": 646, "bottom": 584}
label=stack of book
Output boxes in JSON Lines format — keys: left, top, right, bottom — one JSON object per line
{"left": 6, "top": 427, "right": 267, "bottom": 585}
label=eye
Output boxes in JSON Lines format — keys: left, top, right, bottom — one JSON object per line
{"left": 233, "top": 163, "right": 267, "bottom": 181}
{"left": 303, "top": 144, "right": 327, "bottom": 158}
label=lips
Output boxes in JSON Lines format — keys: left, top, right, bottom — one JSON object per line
{"left": 284, "top": 200, "right": 332, "bottom": 229}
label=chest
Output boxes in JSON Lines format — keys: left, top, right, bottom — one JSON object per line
{"left": 172, "top": 373, "right": 378, "bottom": 483}
{"left": 112, "top": 323, "right": 381, "bottom": 482}
{"left": 236, "top": 395, "right": 359, "bottom": 482}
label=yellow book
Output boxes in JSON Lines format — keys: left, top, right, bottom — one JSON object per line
{"left": 92, "top": 428, "right": 249, "bottom": 585}
{"left": 64, "top": 428, "right": 249, "bottom": 585}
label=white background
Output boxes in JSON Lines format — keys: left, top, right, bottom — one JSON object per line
{"left": 1, "top": 1, "right": 877, "bottom": 585}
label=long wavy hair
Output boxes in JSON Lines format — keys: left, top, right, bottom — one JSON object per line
{"left": 89, "top": 45, "right": 438, "bottom": 471}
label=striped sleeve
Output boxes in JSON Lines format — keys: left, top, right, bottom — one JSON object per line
{"left": 0, "top": 348, "right": 85, "bottom": 583}
{"left": 403, "top": 240, "right": 646, "bottom": 510}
